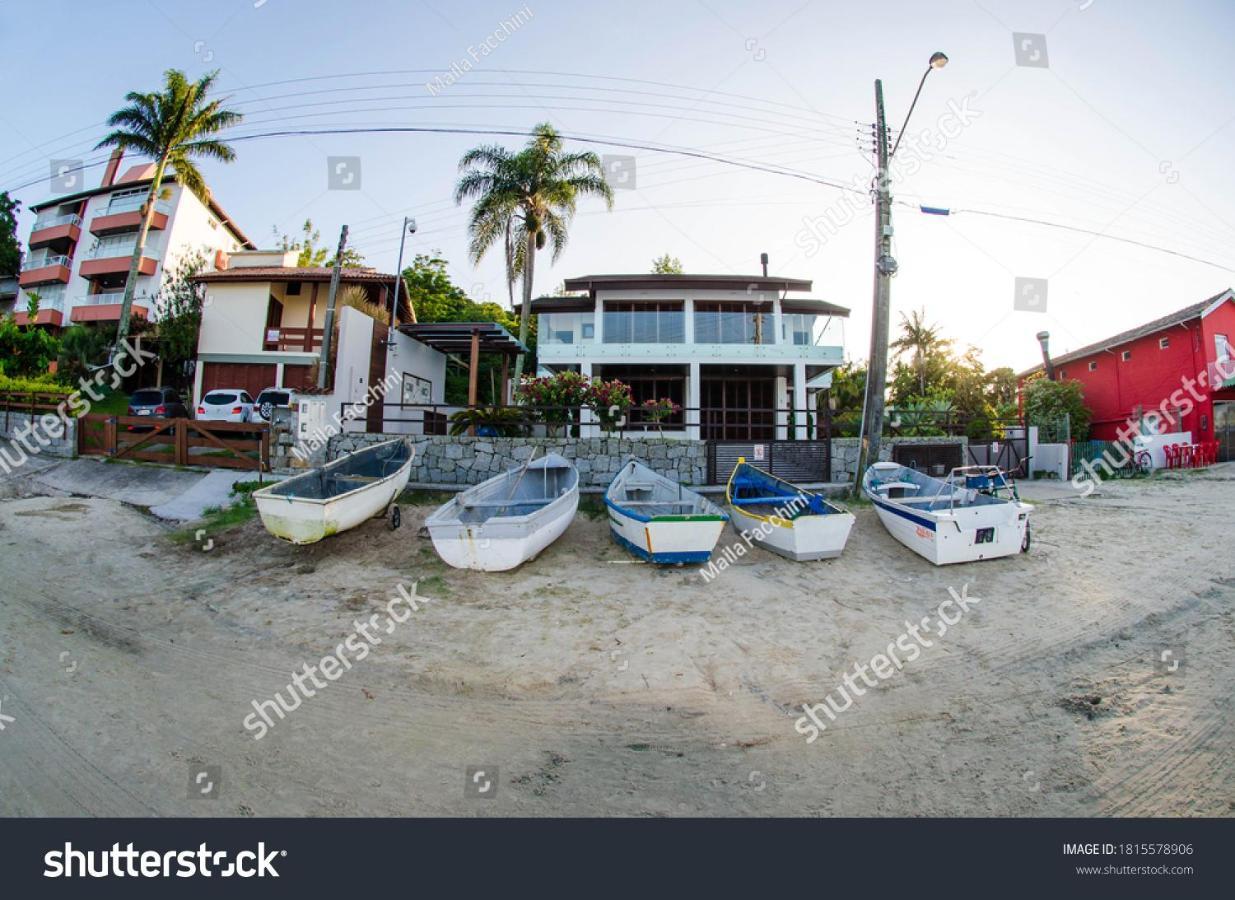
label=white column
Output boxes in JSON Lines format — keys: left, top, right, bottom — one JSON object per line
{"left": 580, "top": 361, "right": 596, "bottom": 437}
{"left": 192, "top": 362, "right": 204, "bottom": 407}
{"left": 687, "top": 362, "right": 701, "bottom": 441}
{"left": 275, "top": 362, "right": 285, "bottom": 389}
{"left": 793, "top": 362, "right": 808, "bottom": 440}
{"left": 775, "top": 374, "right": 789, "bottom": 440}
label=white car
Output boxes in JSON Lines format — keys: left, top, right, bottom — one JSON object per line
{"left": 253, "top": 386, "right": 298, "bottom": 422}
{"left": 197, "top": 389, "right": 257, "bottom": 422}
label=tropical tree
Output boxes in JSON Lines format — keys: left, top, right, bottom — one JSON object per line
{"left": 1024, "top": 376, "right": 1091, "bottom": 441}
{"left": 890, "top": 308, "right": 952, "bottom": 398}
{"left": 94, "top": 69, "right": 242, "bottom": 353}
{"left": 455, "top": 122, "right": 613, "bottom": 382}
{"left": 273, "top": 219, "right": 365, "bottom": 268}
{"left": 0, "top": 191, "right": 21, "bottom": 277}
{"left": 651, "top": 253, "right": 683, "bottom": 274}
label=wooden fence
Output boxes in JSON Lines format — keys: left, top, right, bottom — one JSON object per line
{"left": 77, "top": 414, "right": 269, "bottom": 472}
{"left": 1, "top": 390, "right": 72, "bottom": 429}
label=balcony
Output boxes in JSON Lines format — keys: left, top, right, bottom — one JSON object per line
{"left": 90, "top": 197, "right": 171, "bottom": 236}
{"left": 12, "top": 291, "right": 65, "bottom": 327}
{"left": 29, "top": 212, "right": 82, "bottom": 249}
{"left": 79, "top": 238, "right": 159, "bottom": 279}
{"left": 71, "top": 291, "right": 151, "bottom": 324}
{"left": 18, "top": 252, "right": 72, "bottom": 287}
{"left": 264, "top": 326, "right": 324, "bottom": 352}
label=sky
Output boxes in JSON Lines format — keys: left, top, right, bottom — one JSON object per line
{"left": 1, "top": 0, "right": 1233, "bottom": 372}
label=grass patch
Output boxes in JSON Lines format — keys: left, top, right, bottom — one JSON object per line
{"left": 578, "top": 494, "right": 608, "bottom": 520}
{"left": 171, "top": 481, "right": 259, "bottom": 543}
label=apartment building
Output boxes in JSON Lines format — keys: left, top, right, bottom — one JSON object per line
{"left": 14, "top": 150, "right": 253, "bottom": 329}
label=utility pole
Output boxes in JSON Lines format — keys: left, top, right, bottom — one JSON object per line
{"left": 857, "top": 79, "right": 894, "bottom": 487}
{"left": 316, "top": 224, "right": 348, "bottom": 389}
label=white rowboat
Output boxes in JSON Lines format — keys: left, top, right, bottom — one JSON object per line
{"left": 725, "top": 458, "right": 855, "bottom": 561}
{"left": 863, "top": 462, "right": 1032, "bottom": 565}
{"left": 253, "top": 438, "right": 413, "bottom": 544}
{"left": 425, "top": 453, "right": 579, "bottom": 571}
{"left": 605, "top": 459, "right": 728, "bottom": 564}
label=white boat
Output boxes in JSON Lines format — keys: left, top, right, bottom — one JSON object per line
{"left": 253, "top": 438, "right": 413, "bottom": 544}
{"left": 425, "top": 453, "right": 579, "bottom": 571}
{"left": 605, "top": 459, "right": 728, "bottom": 564}
{"left": 725, "top": 458, "right": 855, "bottom": 561}
{"left": 863, "top": 462, "right": 1032, "bottom": 565}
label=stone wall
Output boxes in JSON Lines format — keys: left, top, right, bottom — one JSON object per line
{"left": 0, "top": 410, "right": 78, "bottom": 469}
{"left": 326, "top": 432, "right": 709, "bottom": 489}
{"left": 830, "top": 436, "right": 968, "bottom": 483}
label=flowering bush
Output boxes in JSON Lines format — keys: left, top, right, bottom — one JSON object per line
{"left": 514, "top": 371, "right": 633, "bottom": 433}
{"left": 640, "top": 397, "right": 681, "bottom": 424}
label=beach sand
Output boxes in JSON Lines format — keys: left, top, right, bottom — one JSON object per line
{"left": 0, "top": 465, "right": 1231, "bottom": 816}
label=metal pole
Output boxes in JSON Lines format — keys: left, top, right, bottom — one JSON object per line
{"left": 316, "top": 225, "right": 348, "bottom": 389}
{"left": 388, "top": 216, "right": 417, "bottom": 331}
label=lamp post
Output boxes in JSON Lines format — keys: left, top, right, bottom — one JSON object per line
{"left": 1036, "top": 330, "right": 1055, "bottom": 380}
{"left": 855, "top": 51, "right": 948, "bottom": 494}
{"left": 388, "top": 216, "right": 417, "bottom": 333}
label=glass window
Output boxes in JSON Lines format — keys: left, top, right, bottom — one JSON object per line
{"left": 694, "top": 303, "right": 772, "bottom": 344}
{"left": 1217, "top": 334, "right": 1231, "bottom": 362}
{"left": 602, "top": 302, "right": 684, "bottom": 343}
{"left": 539, "top": 312, "right": 594, "bottom": 345}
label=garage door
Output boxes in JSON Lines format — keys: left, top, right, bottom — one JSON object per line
{"left": 200, "top": 362, "right": 277, "bottom": 401}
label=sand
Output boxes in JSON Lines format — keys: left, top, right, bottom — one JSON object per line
{"left": 0, "top": 464, "right": 1231, "bottom": 816}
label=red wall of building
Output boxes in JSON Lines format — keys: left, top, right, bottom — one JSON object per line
{"left": 1049, "top": 297, "right": 1235, "bottom": 441}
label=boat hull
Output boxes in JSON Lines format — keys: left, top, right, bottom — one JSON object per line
{"left": 605, "top": 502, "right": 727, "bottom": 564}
{"left": 868, "top": 494, "right": 1029, "bottom": 565}
{"left": 729, "top": 504, "right": 855, "bottom": 561}
{"left": 427, "top": 491, "right": 578, "bottom": 571}
{"left": 253, "top": 439, "right": 413, "bottom": 544}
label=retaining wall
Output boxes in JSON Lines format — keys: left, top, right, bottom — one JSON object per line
{"left": 0, "top": 410, "right": 78, "bottom": 471}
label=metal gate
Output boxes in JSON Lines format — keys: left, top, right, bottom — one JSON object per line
{"left": 966, "top": 435, "right": 1029, "bottom": 478}
{"left": 1215, "top": 402, "right": 1235, "bottom": 462}
{"left": 706, "top": 440, "right": 831, "bottom": 484}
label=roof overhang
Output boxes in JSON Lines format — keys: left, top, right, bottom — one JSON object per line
{"left": 397, "top": 322, "right": 526, "bottom": 356}
{"left": 562, "top": 273, "right": 812, "bottom": 293}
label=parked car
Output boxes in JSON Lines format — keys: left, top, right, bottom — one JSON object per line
{"left": 253, "top": 386, "right": 298, "bottom": 422}
{"left": 196, "top": 389, "right": 257, "bottom": 423}
{"left": 127, "top": 387, "right": 190, "bottom": 425}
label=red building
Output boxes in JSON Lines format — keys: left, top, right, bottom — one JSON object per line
{"left": 1019, "top": 289, "right": 1235, "bottom": 460}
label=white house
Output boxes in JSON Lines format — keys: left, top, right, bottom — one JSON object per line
{"left": 528, "top": 273, "right": 848, "bottom": 440}
{"left": 17, "top": 149, "right": 252, "bottom": 329}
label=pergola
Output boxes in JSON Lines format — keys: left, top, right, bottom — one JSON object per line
{"left": 397, "top": 322, "right": 526, "bottom": 406}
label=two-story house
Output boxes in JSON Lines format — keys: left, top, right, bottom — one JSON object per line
{"left": 1019, "top": 288, "right": 1235, "bottom": 460}
{"left": 15, "top": 149, "right": 252, "bottom": 329}
{"left": 528, "top": 273, "right": 848, "bottom": 441}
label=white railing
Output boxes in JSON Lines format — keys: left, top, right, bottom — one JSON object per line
{"left": 22, "top": 290, "right": 65, "bottom": 312}
{"left": 21, "top": 253, "right": 70, "bottom": 270}
{"left": 32, "top": 212, "right": 81, "bottom": 231}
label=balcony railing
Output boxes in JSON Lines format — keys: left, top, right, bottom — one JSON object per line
{"left": 22, "top": 253, "right": 71, "bottom": 271}
{"left": 88, "top": 239, "right": 159, "bottom": 260}
{"left": 265, "top": 326, "right": 325, "bottom": 352}
{"left": 102, "top": 195, "right": 170, "bottom": 217}
{"left": 32, "top": 212, "right": 82, "bottom": 231}
{"left": 23, "top": 291, "right": 65, "bottom": 312}
{"left": 78, "top": 291, "right": 150, "bottom": 307}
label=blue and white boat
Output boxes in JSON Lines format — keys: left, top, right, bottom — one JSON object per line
{"left": 605, "top": 459, "right": 728, "bottom": 564}
{"left": 862, "top": 462, "right": 1032, "bottom": 565}
{"left": 726, "top": 459, "right": 854, "bottom": 561}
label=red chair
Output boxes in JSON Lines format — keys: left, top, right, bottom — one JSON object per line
{"left": 1164, "top": 444, "right": 1179, "bottom": 469}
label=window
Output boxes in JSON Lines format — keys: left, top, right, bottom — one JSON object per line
{"left": 1122, "top": 350, "right": 1132, "bottom": 361}
{"left": 599, "top": 365, "right": 687, "bottom": 429}
{"left": 694, "top": 302, "right": 772, "bottom": 344}
{"left": 581, "top": 323, "right": 594, "bottom": 340}
{"left": 1088, "top": 361, "right": 1098, "bottom": 371}
{"left": 1217, "top": 334, "right": 1231, "bottom": 363}
{"left": 1058, "top": 369, "right": 1066, "bottom": 380}
{"left": 602, "top": 301, "right": 684, "bottom": 343}
{"left": 285, "top": 281, "right": 302, "bottom": 296}
{"left": 1159, "top": 337, "right": 1170, "bottom": 349}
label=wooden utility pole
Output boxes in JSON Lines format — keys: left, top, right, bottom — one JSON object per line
{"left": 316, "top": 225, "right": 348, "bottom": 389}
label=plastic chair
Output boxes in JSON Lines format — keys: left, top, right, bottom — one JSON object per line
{"left": 1164, "top": 444, "right": 1178, "bottom": 469}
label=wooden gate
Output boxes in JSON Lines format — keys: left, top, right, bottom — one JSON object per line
{"left": 77, "top": 414, "right": 268, "bottom": 472}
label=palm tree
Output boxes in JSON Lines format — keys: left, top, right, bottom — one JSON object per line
{"left": 890, "top": 308, "right": 952, "bottom": 396}
{"left": 95, "top": 69, "right": 242, "bottom": 353}
{"left": 455, "top": 123, "right": 613, "bottom": 383}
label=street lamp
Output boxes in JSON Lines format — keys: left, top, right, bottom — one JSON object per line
{"left": 388, "top": 216, "right": 417, "bottom": 336}
{"left": 891, "top": 52, "right": 950, "bottom": 158}
{"left": 1036, "top": 330, "right": 1055, "bottom": 380}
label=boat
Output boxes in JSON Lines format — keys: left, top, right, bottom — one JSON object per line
{"left": 253, "top": 438, "right": 413, "bottom": 544}
{"left": 862, "top": 462, "right": 1032, "bottom": 565}
{"left": 725, "top": 458, "right": 855, "bottom": 561}
{"left": 425, "top": 453, "right": 578, "bottom": 571}
{"left": 605, "top": 459, "right": 729, "bottom": 564}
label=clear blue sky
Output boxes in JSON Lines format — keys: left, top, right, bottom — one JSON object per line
{"left": 2, "top": 0, "right": 1232, "bottom": 371}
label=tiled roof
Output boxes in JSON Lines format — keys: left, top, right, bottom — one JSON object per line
{"left": 1019, "top": 289, "right": 1234, "bottom": 377}
{"left": 192, "top": 267, "right": 395, "bottom": 283}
